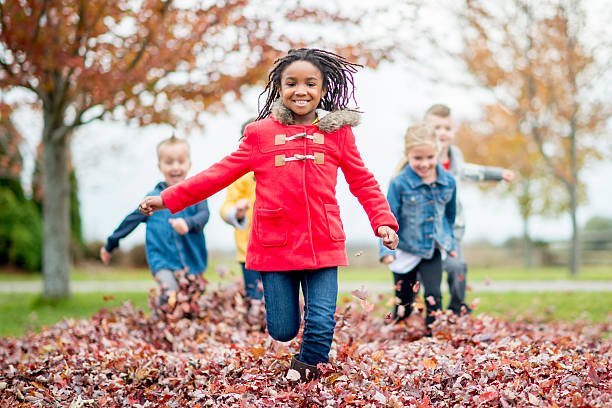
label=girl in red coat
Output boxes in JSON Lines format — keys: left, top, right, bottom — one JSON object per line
{"left": 140, "top": 48, "right": 399, "bottom": 381}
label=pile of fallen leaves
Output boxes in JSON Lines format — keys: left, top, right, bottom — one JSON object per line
{"left": 1, "top": 274, "right": 610, "bottom": 407}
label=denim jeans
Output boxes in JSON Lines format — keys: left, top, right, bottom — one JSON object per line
{"left": 240, "top": 262, "right": 263, "bottom": 300}
{"left": 260, "top": 267, "right": 338, "bottom": 366}
{"left": 443, "top": 238, "right": 469, "bottom": 315}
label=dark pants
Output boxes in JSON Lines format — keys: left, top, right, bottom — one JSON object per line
{"left": 393, "top": 250, "right": 442, "bottom": 329}
{"left": 444, "top": 239, "right": 469, "bottom": 315}
{"left": 240, "top": 262, "right": 263, "bottom": 300}
{"left": 260, "top": 267, "right": 338, "bottom": 366}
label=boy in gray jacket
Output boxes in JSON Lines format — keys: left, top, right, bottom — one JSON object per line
{"left": 425, "top": 104, "right": 515, "bottom": 315}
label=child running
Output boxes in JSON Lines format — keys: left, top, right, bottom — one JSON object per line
{"left": 101, "top": 136, "right": 210, "bottom": 307}
{"left": 425, "top": 104, "right": 515, "bottom": 315}
{"left": 139, "top": 48, "right": 399, "bottom": 381}
{"left": 380, "top": 124, "right": 456, "bottom": 336}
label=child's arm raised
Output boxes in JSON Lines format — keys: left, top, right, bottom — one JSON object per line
{"left": 140, "top": 137, "right": 253, "bottom": 216}
{"left": 161, "top": 138, "right": 253, "bottom": 214}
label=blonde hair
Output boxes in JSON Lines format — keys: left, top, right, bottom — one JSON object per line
{"left": 392, "top": 123, "right": 439, "bottom": 177}
{"left": 424, "top": 104, "right": 451, "bottom": 118}
{"left": 156, "top": 134, "right": 190, "bottom": 160}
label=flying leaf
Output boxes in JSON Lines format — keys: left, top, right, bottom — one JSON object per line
{"left": 351, "top": 286, "right": 369, "bottom": 300}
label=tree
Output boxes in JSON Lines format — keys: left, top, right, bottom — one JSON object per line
{"left": 456, "top": 104, "right": 576, "bottom": 268}
{"left": 457, "top": 0, "right": 611, "bottom": 275}
{"left": 0, "top": 0, "right": 397, "bottom": 298}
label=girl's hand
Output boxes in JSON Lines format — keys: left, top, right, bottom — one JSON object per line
{"left": 378, "top": 226, "right": 399, "bottom": 250}
{"left": 169, "top": 218, "right": 189, "bottom": 235}
{"left": 381, "top": 255, "right": 395, "bottom": 264}
{"left": 100, "top": 247, "right": 112, "bottom": 265}
{"left": 502, "top": 169, "right": 515, "bottom": 183}
{"left": 139, "top": 196, "right": 166, "bottom": 215}
{"left": 448, "top": 250, "right": 458, "bottom": 258}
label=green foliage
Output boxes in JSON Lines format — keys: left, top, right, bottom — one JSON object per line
{"left": 0, "top": 180, "right": 42, "bottom": 271}
{"left": 584, "top": 216, "right": 612, "bottom": 232}
{"left": 582, "top": 216, "right": 612, "bottom": 251}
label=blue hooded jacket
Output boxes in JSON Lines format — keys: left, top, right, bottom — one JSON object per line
{"left": 105, "top": 182, "right": 209, "bottom": 275}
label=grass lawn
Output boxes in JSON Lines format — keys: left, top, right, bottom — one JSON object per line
{"left": 2, "top": 289, "right": 610, "bottom": 338}
{"left": 0, "top": 293, "right": 150, "bottom": 338}
{"left": 1, "top": 263, "right": 610, "bottom": 283}
{"left": 339, "top": 264, "right": 612, "bottom": 282}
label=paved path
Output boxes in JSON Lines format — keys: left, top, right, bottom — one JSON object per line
{"left": 2, "top": 280, "right": 612, "bottom": 293}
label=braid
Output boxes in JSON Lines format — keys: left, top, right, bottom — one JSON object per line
{"left": 257, "top": 48, "right": 362, "bottom": 120}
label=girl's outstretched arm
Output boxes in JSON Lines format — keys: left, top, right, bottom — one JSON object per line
{"left": 162, "top": 136, "right": 253, "bottom": 214}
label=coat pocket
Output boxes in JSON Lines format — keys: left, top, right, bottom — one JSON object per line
{"left": 256, "top": 208, "right": 288, "bottom": 247}
{"left": 324, "top": 204, "right": 346, "bottom": 242}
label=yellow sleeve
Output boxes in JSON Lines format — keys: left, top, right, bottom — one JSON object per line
{"left": 219, "top": 174, "right": 248, "bottom": 223}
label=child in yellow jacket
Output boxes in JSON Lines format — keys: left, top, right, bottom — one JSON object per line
{"left": 219, "top": 119, "right": 262, "bottom": 300}
{"left": 220, "top": 171, "right": 261, "bottom": 299}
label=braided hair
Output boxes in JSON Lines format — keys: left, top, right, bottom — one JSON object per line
{"left": 257, "top": 48, "right": 362, "bottom": 120}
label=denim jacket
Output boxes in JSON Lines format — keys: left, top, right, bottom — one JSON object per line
{"left": 105, "top": 182, "right": 209, "bottom": 275}
{"left": 379, "top": 163, "right": 456, "bottom": 260}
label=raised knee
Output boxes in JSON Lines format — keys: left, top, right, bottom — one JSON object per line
{"left": 267, "top": 325, "right": 299, "bottom": 342}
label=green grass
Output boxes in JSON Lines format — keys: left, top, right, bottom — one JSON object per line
{"left": 338, "top": 264, "right": 612, "bottom": 282}
{"left": 0, "top": 293, "right": 150, "bottom": 338}
{"left": 464, "top": 291, "right": 612, "bottom": 324}
{"left": 2, "top": 289, "right": 610, "bottom": 339}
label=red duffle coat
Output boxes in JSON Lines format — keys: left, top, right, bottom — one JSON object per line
{"left": 161, "top": 102, "right": 398, "bottom": 271}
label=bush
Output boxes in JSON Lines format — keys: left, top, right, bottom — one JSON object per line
{"left": 0, "top": 183, "right": 43, "bottom": 271}
{"left": 127, "top": 244, "right": 148, "bottom": 268}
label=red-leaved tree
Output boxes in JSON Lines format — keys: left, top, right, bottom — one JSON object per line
{"left": 0, "top": 0, "right": 398, "bottom": 298}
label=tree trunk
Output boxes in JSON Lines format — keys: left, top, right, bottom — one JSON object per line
{"left": 42, "top": 129, "right": 71, "bottom": 299}
{"left": 568, "top": 184, "right": 579, "bottom": 275}
{"left": 519, "top": 180, "right": 533, "bottom": 268}
{"left": 521, "top": 214, "right": 533, "bottom": 268}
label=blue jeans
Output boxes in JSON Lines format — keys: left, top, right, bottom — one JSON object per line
{"left": 260, "top": 267, "right": 338, "bottom": 366}
{"left": 240, "top": 262, "right": 263, "bottom": 300}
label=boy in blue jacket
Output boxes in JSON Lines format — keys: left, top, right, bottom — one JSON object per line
{"left": 100, "top": 136, "right": 209, "bottom": 306}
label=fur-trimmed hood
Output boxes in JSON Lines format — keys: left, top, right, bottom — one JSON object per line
{"left": 271, "top": 99, "right": 360, "bottom": 133}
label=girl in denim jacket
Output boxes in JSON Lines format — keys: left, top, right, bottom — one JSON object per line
{"left": 380, "top": 124, "right": 457, "bottom": 335}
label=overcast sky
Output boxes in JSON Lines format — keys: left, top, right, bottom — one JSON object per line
{"left": 15, "top": 63, "right": 598, "bottom": 252}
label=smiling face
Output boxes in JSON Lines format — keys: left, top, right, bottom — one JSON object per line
{"left": 158, "top": 142, "right": 191, "bottom": 187}
{"left": 279, "top": 60, "right": 326, "bottom": 125}
{"left": 407, "top": 143, "right": 439, "bottom": 183}
{"left": 425, "top": 114, "right": 455, "bottom": 152}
